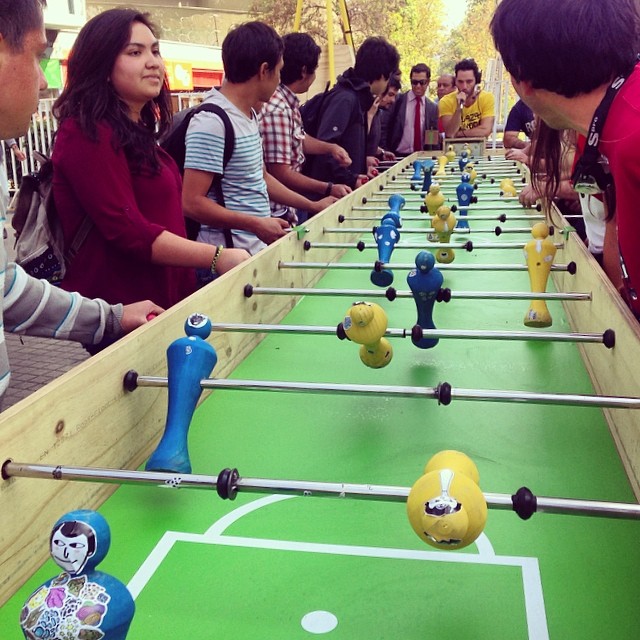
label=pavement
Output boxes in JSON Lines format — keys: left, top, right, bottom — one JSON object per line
{"left": 1, "top": 214, "right": 90, "bottom": 411}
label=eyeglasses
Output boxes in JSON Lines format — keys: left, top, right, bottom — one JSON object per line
{"left": 437, "top": 83, "right": 452, "bottom": 88}
{"left": 411, "top": 79, "right": 428, "bottom": 86}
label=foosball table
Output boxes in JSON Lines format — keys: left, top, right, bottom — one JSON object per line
{"left": 1, "top": 149, "right": 639, "bottom": 639}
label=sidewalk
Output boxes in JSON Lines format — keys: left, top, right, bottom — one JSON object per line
{"left": 2, "top": 218, "right": 90, "bottom": 411}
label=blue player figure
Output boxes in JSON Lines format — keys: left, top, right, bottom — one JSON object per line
{"left": 146, "top": 313, "right": 217, "bottom": 474}
{"left": 456, "top": 172, "right": 474, "bottom": 229}
{"left": 407, "top": 251, "right": 444, "bottom": 349}
{"left": 370, "top": 218, "right": 400, "bottom": 286}
{"left": 420, "top": 159, "right": 435, "bottom": 194}
{"left": 410, "top": 159, "right": 424, "bottom": 185}
{"left": 20, "top": 510, "right": 135, "bottom": 640}
{"left": 387, "top": 193, "right": 405, "bottom": 217}
{"left": 458, "top": 149, "right": 470, "bottom": 173}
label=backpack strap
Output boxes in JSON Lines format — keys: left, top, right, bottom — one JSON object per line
{"left": 189, "top": 102, "right": 236, "bottom": 248}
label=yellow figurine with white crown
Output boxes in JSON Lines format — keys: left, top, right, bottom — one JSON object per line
{"left": 342, "top": 301, "right": 393, "bottom": 368}
{"left": 432, "top": 205, "right": 457, "bottom": 263}
{"left": 407, "top": 450, "right": 487, "bottom": 550}
{"left": 524, "top": 222, "right": 557, "bottom": 327}
{"left": 424, "top": 183, "right": 445, "bottom": 216}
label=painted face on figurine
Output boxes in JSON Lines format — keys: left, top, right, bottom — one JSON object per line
{"left": 50, "top": 521, "right": 97, "bottom": 574}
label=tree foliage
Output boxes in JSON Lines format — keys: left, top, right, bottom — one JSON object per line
{"left": 248, "top": 0, "right": 402, "bottom": 47}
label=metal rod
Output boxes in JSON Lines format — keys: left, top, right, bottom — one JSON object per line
{"left": 245, "top": 285, "right": 590, "bottom": 301}
{"left": 322, "top": 227, "right": 471, "bottom": 235}
{"left": 127, "top": 375, "right": 640, "bottom": 410}
{"left": 303, "top": 241, "right": 563, "bottom": 250}
{"left": 208, "top": 321, "right": 610, "bottom": 346}
{"left": 278, "top": 261, "right": 576, "bottom": 273}
{"left": 4, "top": 461, "right": 639, "bottom": 519}
{"left": 347, "top": 211, "right": 544, "bottom": 220}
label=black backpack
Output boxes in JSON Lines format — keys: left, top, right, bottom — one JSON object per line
{"left": 299, "top": 82, "right": 332, "bottom": 137}
{"left": 12, "top": 151, "right": 92, "bottom": 284}
{"left": 160, "top": 102, "right": 234, "bottom": 241}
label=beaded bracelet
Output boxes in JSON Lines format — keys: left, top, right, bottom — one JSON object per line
{"left": 324, "top": 182, "right": 333, "bottom": 197}
{"left": 210, "top": 245, "right": 224, "bottom": 274}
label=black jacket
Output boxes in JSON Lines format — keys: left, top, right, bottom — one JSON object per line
{"left": 304, "top": 68, "right": 374, "bottom": 189}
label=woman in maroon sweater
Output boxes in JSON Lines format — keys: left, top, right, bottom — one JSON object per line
{"left": 52, "top": 9, "right": 248, "bottom": 309}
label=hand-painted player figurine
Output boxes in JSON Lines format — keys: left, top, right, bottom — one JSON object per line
{"left": 445, "top": 145, "right": 456, "bottom": 163}
{"left": 146, "top": 313, "right": 217, "bottom": 473}
{"left": 20, "top": 510, "right": 135, "bottom": 639}
{"left": 455, "top": 171, "right": 474, "bottom": 229}
{"left": 370, "top": 218, "right": 400, "bottom": 286}
{"left": 431, "top": 205, "right": 457, "bottom": 264}
{"left": 407, "top": 450, "right": 487, "bottom": 550}
{"left": 423, "top": 183, "right": 445, "bottom": 217}
{"left": 524, "top": 222, "right": 557, "bottom": 327}
{"left": 420, "top": 159, "right": 435, "bottom": 193}
{"left": 342, "top": 301, "right": 393, "bottom": 368}
{"left": 463, "top": 162, "right": 477, "bottom": 184}
{"left": 387, "top": 193, "right": 405, "bottom": 217}
{"left": 407, "top": 251, "right": 444, "bottom": 349}
{"left": 500, "top": 177, "right": 518, "bottom": 197}
{"left": 458, "top": 149, "right": 470, "bottom": 173}
{"left": 410, "top": 159, "right": 424, "bottom": 184}
{"left": 435, "top": 154, "right": 448, "bottom": 177}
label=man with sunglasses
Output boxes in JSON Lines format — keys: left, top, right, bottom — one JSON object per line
{"left": 386, "top": 63, "right": 439, "bottom": 156}
{"left": 439, "top": 58, "right": 495, "bottom": 139}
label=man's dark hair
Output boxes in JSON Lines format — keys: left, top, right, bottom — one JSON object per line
{"left": 222, "top": 21, "right": 284, "bottom": 84}
{"left": 53, "top": 9, "right": 172, "bottom": 173}
{"left": 410, "top": 63, "right": 431, "bottom": 80}
{"left": 455, "top": 58, "right": 481, "bottom": 84}
{"left": 387, "top": 73, "right": 402, "bottom": 92}
{"left": 491, "top": 0, "right": 638, "bottom": 98}
{"left": 280, "top": 32, "right": 321, "bottom": 86}
{"left": 0, "top": 0, "right": 46, "bottom": 52}
{"left": 354, "top": 36, "right": 400, "bottom": 84}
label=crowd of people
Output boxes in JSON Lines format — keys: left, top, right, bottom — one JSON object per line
{"left": 0, "top": 0, "right": 638, "bottom": 405}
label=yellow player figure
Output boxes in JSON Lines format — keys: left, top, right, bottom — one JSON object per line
{"left": 424, "top": 183, "right": 445, "bottom": 216}
{"left": 435, "top": 154, "right": 448, "bottom": 176}
{"left": 500, "top": 177, "right": 518, "bottom": 197}
{"left": 342, "top": 301, "right": 393, "bottom": 368}
{"left": 445, "top": 145, "right": 456, "bottom": 163}
{"left": 463, "top": 162, "right": 477, "bottom": 184}
{"left": 407, "top": 450, "right": 488, "bottom": 550}
{"left": 431, "top": 205, "right": 457, "bottom": 264}
{"left": 462, "top": 143, "right": 472, "bottom": 156}
{"left": 524, "top": 222, "right": 557, "bottom": 327}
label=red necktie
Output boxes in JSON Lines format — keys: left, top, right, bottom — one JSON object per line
{"left": 414, "top": 97, "right": 422, "bottom": 151}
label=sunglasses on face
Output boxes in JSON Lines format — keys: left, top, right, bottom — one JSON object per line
{"left": 411, "top": 79, "right": 428, "bottom": 86}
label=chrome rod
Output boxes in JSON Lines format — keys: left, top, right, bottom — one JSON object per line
{"left": 245, "top": 286, "right": 589, "bottom": 301}
{"left": 4, "top": 462, "right": 639, "bottom": 519}
{"left": 208, "top": 322, "right": 611, "bottom": 346}
{"left": 278, "top": 261, "right": 576, "bottom": 273}
{"left": 125, "top": 376, "right": 640, "bottom": 410}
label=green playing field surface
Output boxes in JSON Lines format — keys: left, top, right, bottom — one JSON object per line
{"left": 2, "top": 183, "right": 638, "bottom": 639}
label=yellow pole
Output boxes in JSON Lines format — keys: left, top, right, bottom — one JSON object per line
{"left": 293, "top": 0, "right": 303, "bottom": 32}
{"left": 326, "top": 0, "right": 335, "bottom": 84}
{"left": 336, "top": 0, "right": 354, "bottom": 51}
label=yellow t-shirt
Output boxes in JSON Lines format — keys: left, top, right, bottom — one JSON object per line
{"left": 438, "top": 90, "right": 495, "bottom": 130}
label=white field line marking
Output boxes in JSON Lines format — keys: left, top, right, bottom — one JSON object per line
{"left": 127, "top": 494, "right": 548, "bottom": 639}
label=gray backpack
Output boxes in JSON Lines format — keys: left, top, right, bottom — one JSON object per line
{"left": 12, "top": 151, "right": 91, "bottom": 284}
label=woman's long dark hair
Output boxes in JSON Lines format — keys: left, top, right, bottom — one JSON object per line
{"left": 53, "top": 9, "right": 172, "bottom": 174}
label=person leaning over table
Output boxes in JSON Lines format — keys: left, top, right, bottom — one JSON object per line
{"left": 0, "top": 0, "right": 164, "bottom": 403}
